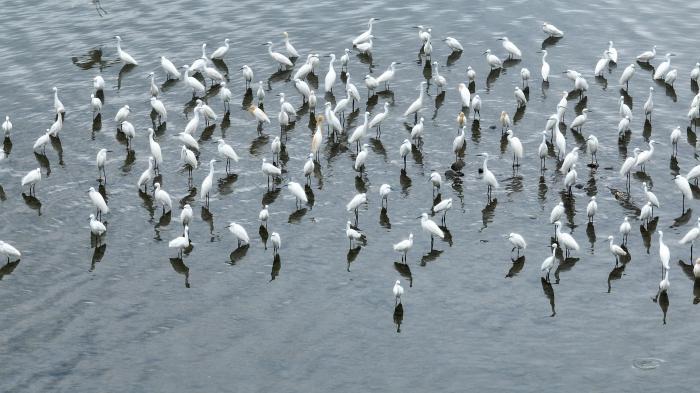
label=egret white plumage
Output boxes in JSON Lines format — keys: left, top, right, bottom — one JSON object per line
{"left": 160, "top": 56, "right": 181, "bottom": 80}
{"left": 114, "top": 104, "right": 130, "bottom": 127}
{"left": 259, "top": 205, "right": 269, "bottom": 227}
{"left": 90, "top": 94, "right": 102, "bottom": 117}
{"left": 563, "top": 164, "right": 577, "bottom": 195}
{"left": 257, "top": 81, "right": 265, "bottom": 104}
{"left": 153, "top": 183, "right": 172, "bottom": 214}
{"left": 571, "top": 108, "right": 589, "bottom": 132}
{"left": 201, "top": 159, "right": 216, "bottom": 207}
{"left": 376, "top": 61, "right": 398, "bottom": 90}
{"left": 21, "top": 168, "right": 41, "bottom": 196}
{"left": 483, "top": 49, "right": 502, "bottom": 69}
{"left": 642, "top": 182, "right": 660, "bottom": 213}
{"left": 674, "top": 174, "right": 693, "bottom": 211}
{"left": 520, "top": 67, "right": 530, "bottom": 87}
{"left": 248, "top": 105, "right": 270, "bottom": 124}
{"left": 264, "top": 41, "right": 293, "bottom": 70}
{"left": 227, "top": 222, "right": 250, "bottom": 247}
{"left": 635, "top": 140, "right": 657, "bottom": 172}
{"left": 147, "top": 72, "right": 160, "bottom": 97}
{"left": 498, "top": 37, "right": 521, "bottom": 59}
{"left": 608, "top": 236, "right": 627, "bottom": 264}
{"left": 420, "top": 212, "right": 444, "bottom": 250}
{"left": 404, "top": 81, "right": 427, "bottom": 123}
{"left": 542, "top": 22, "right": 564, "bottom": 38}
{"left": 147, "top": 128, "right": 163, "bottom": 172}
{"left": 311, "top": 116, "right": 323, "bottom": 160}
{"left": 586, "top": 135, "right": 599, "bottom": 166}
{"left": 210, "top": 38, "right": 230, "bottom": 60}
{"left": 262, "top": 158, "right": 281, "bottom": 189}
{"left": 586, "top": 196, "right": 597, "bottom": 223}
{"left": 379, "top": 184, "right": 392, "bottom": 209}
{"left": 303, "top": 153, "right": 315, "bottom": 185}
{"left": 458, "top": 83, "right": 471, "bottom": 108}
{"left": 664, "top": 68, "right": 677, "bottom": 86}
{"left": 181, "top": 65, "right": 205, "bottom": 96}
{"left": 506, "top": 130, "right": 523, "bottom": 167}
{"left": 180, "top": 204, "right": 193, "bottom": 228}
{"left": 658, "top": 230, "right": 670, "bottom": 276}
{"left": 354, "top": 144, "right": 369, "bottom": 172}
{"left": 617, "top": 115, "right": 631, "bottom": 136}
{"left": 432, "top": 61, "right": 446, "bottom": 92}
{"left": 691, "top": 63, "right": 700, "bottom": 82}
{"left": 670, "top": 126, "right": 681, "bottom": 156}
{"left": 594, "top": 50, "right": 611, "bottom": 76}
{"left": 538, "top": 131, "right": 548, "bottom": 169}
{"left": 137, "top": 157, "right": 155, "bottom": 192}
{"left": 636, "top": 45, "right": 656, "bottom": 62}
{"left": 422, "top": 36, "right": 433, "bottom": 59}
{"left": 369, "top": 102, "right": 389, "bottom": 137}
{"left": 180, "top": 146, "right": 197, "bottom": 178}
{"left": 619, "top": 64, "right": 635, "bottom": 88}
{"left": 0, "top": 241, "right": 21, "bottom": 263}
{"left": 93, "top": 75, "right": 105, "bottom": 91}
{"left": 514, "top": 87, "right": 527, "bottom": 108}
{"left": 340, "top": 48, "right": 350, "bottom": 70}
{"left": 150, "top": 96, "right": 167, "bottom": 124}
{"left": 353, "top": 18, "right": 378, "bottom": 46}
{"left": 89, "top": 214, "right": 106, "bottom": 239}
{"left": 348, "top": 112, "right": 370, "bottom": 150}
{"left": 393, "top": 233, "right": 413, "bottom": 262}
{"left": 444, "top": 37, "right": 463, "bottom": 52}
{"left": 541, "top": 244, "right": 557, "bottom": 282}
{"left": 508, "top": 233, "right": 527, "bottom": 256}
{"left": 364, "top": 74, "right": 379, "bottom": 94}
{"left": 429, "top": 171, "right": 442, "bottom": 196}
{"left": 467, "top": 66, "right": 476, "bottom": 82}
{"left": 554, "top": 221, "right": 579, "bottom": 257}
{"left": 88, "top": 186, "right": 109, "bottom": 219}
{"left": 477, "top": 152, "right": 498, "bottom": 199}
{"left": 169, "top": 226, "right": 190, "bottom": 258}
{"left": 399, "top": 139, "right": 412, "bottom": 171}
{"left": 452, "top": 127, "right": 466, "bottom": 160}
{"left": 270, "top": 232, "right": 281, "bottom": 255}
{"left": 346, "top": 221, "right": 363, "bottom": 248}
{"left": 96, "top": 148, "right": 110, "bottom": 181}
{"left": 540, "top": 50, "right": 550, "bottom": 82}
{"left": 500, "top": 111, "right": 511, "bottom": 133}
{"left": 432, "top": 198, "right": 452, "bottom": 225}
{"left": 346, "top": 192, "right": 367, "bottom": 224}
{"left": 115, "top": 36, "right": 138, "bottom": 65}
{"left": 653, "top": 53, "right": 673, "bottom": 80}
{"left": 619, "top": 217, "right": 631, "bottom": 244}
{"left": 355, "top": 37, "right": 374, "bottom": 55}
{"left": 607, "top": 41, "right": 618, "bottom": 63}
{"left": 639, "top": 201, "right": 653, "bottom": 224}
{"left": 679, "top": 218, "right": 700, "bottom": 259}
{"left": 271, "top": 136, "right": 282, "bottom": 164}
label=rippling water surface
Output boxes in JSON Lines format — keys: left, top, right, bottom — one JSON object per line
{"left": 2, "top": 0, "right": 700, "bottom": 391}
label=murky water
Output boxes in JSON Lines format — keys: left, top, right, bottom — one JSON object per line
{"left": 2, "top": 0, "right": 700, "bottom": 391}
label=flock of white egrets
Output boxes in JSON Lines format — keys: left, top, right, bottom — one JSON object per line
{"left": 3, "top": 18, "right": 700, "bottom": 308}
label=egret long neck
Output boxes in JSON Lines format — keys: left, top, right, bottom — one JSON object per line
{"left": 482, "top": 155, "right": 489, "bottom": 171}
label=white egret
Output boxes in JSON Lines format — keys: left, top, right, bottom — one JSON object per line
{"left": 88, "top": 186, "right": 109, "bottom": 219}
{"left": 150, "top": 97, "right": 167, "bottom": 123}
{"left": 21, "top": 168, "right": 41, "bottom": 196}
{"left": 564, "top": 69, "right": 581, "bottom": 81}
{"left": 48, "top": 113, "right": 62, "bottom": 137}
{"left": 514, "top": 87, "right": 527, "bottom": 108}
{"left": 364, "top": 74, "right": 379, "bottom": 94}
{"left": 563, "top": 164, "right": 578, "bottom": 194}
{"left": 670, "top": 126, "right": 681, "bottom": 156}
{"left": 653, "top": 53, "right": 673, "bottom": 80}
{"left": 271, "top": 136, "right": 281, "bottom": 164}
{"left": 160, "top": 56, "right": 181, "bottom": 80}
{"left": 619, "top": 64, "right": 635, "bottom": 88}
{"left": 262, "top": 158, "right": 281, "bottom": 189}
{"left": 695, "top": 259, "right": 700, "bottom": 279}
{"left": 541, "top": 244, "right": 558, "bottom": 282}
{"left": 264, "top": 42, "right": 293, "bottom": 69}
{"left": 607, "top": 41, "right": 618, "bottom": 63}
{"left": 355, "top": 143, "right": 369, "bottom": 172}
{"left": 293, "top": 56, "right": 314, "bottom": 80}
{"left": 376, "top": 61, "right": 399, "bottom": 90}
{"left": 658, "top": 230, "right": 670, "bottom": 276}
{"left": 271, "top": 232, "right": 281, "bottom": 255}
{"left": 477, "top": 152, "right": 498, "bottom": 199}
{"left": 586, "top": 135, "right": 599, "bottom": 166}
{"left": 691, "top": 63, "right": 700, "bottom": 82}
{"left": 508, "top": 233, "right": 527, "bottom": 257}
{"left": 153, "top": 183, "right": 172, "bottom": 214}
{"left": 506, "top": 130, "right": 523, "bottom": 167}
{"left": 259, "top": 205, "right": 269, "bottom": 227}
{"left": 679, "top": 218, "right": 700, "bottom": 259}
{"left": 0, "top": 241, "right": 21, "bottom": 263}
{"left": 148, "top": 72, "right": 160, "bottom": 97}
{"left": 303, "top": 153, "right": 314, "bottom": 185}
{"left": 636, "top": 45, "right": 656, "bottom": 62}
{"left": 392, "top": 280, "right": 405, "bottom": 306}
{"left": 93, "top": 75, "right": 105, "bottom": 91}
{"left": 146, "top": 128, "right": 162, "bottom": 172}
{"left": 323, "top": 102, "right": 342, "bottom": 136}
{"left": 248, "top": 105, "right": 270, "bottom": 124}
{"left": 137, "top": 157, "right": 155, "bottom": 192}
{"left": 443, "top": 37, "right": 463, "bottom": 52}
{"left": 594, "top": 50, "right": 611, "bottom": 76}
{"left": 33, "top": 130, "right": 51, "bottom": 154}
{"left": 90, "top": 94, "right": 102, "bottom": 116}
{"left": 399, "top": 139, "right": 412, "bottom": 171}
{"left": 180, "top": 146, "right": 197, "bottom": 178}
{"left": 574, "top": 75, "right": 588, "bottom": 97}
{"left": 311, "top": 117, "right": 323, "bottom": 160}
{"left": 227, "top": 222, "right": 250, "bottom": 247}
{"left": 540, "top": 50, "right": 550, "bottom": 82}
{"left": 483, "top": 49, "right": 502, "bottom": 69}
{"left": 114, "top": 105, "right": 130, "bottom": 128}
{"left": 393, "top": 233, "right": 414, "bottom": 262}
{"left": 404, "top": 81, "right": 427, "bottom": 122}
{"left": 184, "top": 106, "right": 202, "bottom": 135}
{"left": 115, "top": 36, "right": 138, "bottom": 65}
{"left": 664, "top": 69, "right": 677, "bottom": 86}
{"left": 500, "top": 111, "right": 511, "bottom": 132}
{"left": 210, "top": 38, "right": 230, "bottom": 60}
{"left": 180, "top": 204, "right": 193, "bottom": 228}
{"left": 429, "top": 171, "right": 442, "bottom": 195}
{"left": 369, "top": 102, "right": 389, "bottom": 137}
{"left": 659, "top": 271, "right": 670, "bottom": 295}
{"left": 432, "top": 61, "right": 446, "bottom": 92}
{"left": 452, "top": 127, "right": 466, "bottom": 160}
{"left": 538, "top": 131, "right": 548, "bottom": 169}
{"left": 420, "top": 212, "right": 444, "bottom": 250}
{"left": 340, "top": 48, "right": 351, "bottom": 70}
{"left": 554, "top": 123, "right": 566, "bottom": 159}
{"left": 635, "top": 140, "right": 657, "bottom": 171}
{"left": 586, "top": 196, "right": 598, "bottom": 223}
{"left": 550, "top": 202, "right": 565, "bottom": 230}
{"left": 458, "top": 83, "right": 471, "bottom": 108}
{"left": 199, "top": 100, "right": 216, "bottom": 126}
{"left": 674, "top": 174, "right": 693, "bottom": 211}
{"left": 467, "top": 66, "right": 476, "bottom": 82}
{"left": 346, "top": 221, "right": 363, "bottom": 248}
{"left": 89, "top": 214, "right": 107, "bottom": 238}
{"left": 498, "top": 37, "right": 521, "bottom": 59}
{"left": 639, "top": 201, "right": 653, "bottom": 224}
{"left": 642, "top": 182, "right": 660, "bottom": 212}
{"left": 216, "top": 139, "right": 239, "bottom": 173}
{"left": 379, "top": 184, "right": 392, "bottom": 209}
{"left": 542, "top": 22, "right": 564, "bottom": 38}
{"left": 1, "top": 115, "right": 11, "bottom": 137}
{"left": 257, "top": 81, "right": 265, "bottom": 103}
{"left": 554, "top": 221, "right": 579, "bottom": 257}
{"left": 348, "top": 112, "right": 370, "bottom": 150}
{"left": 571, "top": 108, "right": 589, "bottom": 131}
{"left": 617, "top": 115, "right": 631, "bottom": 136}
{"left": 96, "top": 148, "right": 110, "bottom": 181}
{"left": 241, "top": 65, "right": 254, "bottom": 88}
{"left": 619, "top": 217, "right": 631, "bottom": 244}
{"left": 346, "top": 192, "right": 367, "bottom": 223}
{"left": 432, "top": 198, "right": 452, "bottom": 225}
{"left": 346, "top": 73, "right": 361, "bottom": 107}
{"left": 201, "top": 159, "right": 216, "bottom": 206}
{"left": 423, "top": 36, "right": 432, "bottom": 59}
{"left": 287, "top": 181, "right": 309, "bottom": 207}
{"left": 169, "top": 226, "right": 190, "bottom": 258}
{"left": 353, "top": 18, "right": 378, "bottom": 46}
{"left": 608, "top": 236, "right": 627, "bottom": 264}
{"left": 520, "top": 67, "right": 530, "bottom": 87}
{"left": 181, "top": 65, "right": 205, "bottom": 96}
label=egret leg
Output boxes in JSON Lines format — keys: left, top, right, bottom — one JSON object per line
{"left": 430, "top": 235, "right": 434, "bottom": 251}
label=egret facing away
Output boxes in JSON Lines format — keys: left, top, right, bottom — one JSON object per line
{"left": 283, "top": 32, "right": 299, "bottom": 58}
{"left": 90, "top": 94, "right": 102, "bottom": 117}
{"left": 93, "top": 75, "right": 105, "bottom": 91}
{"left": 679, "top": 218, "right": 700, "bottom": 260}
{"left": 0, "top": 240, "right": 21, "bottom": 263}
{"left": 619, "top": 217, "right": 631, "bottom": 244}
{"left": 467, "top": 66, "right": 476, "bottom": 82}
{"left": 154, "top": 183, "right": 173, "bottom": 214}
{"left": 586, "top": 135, "right": 599, "bottom": 166}
{"left": 217, "top": 139, "right": 239, "bottom": 173}
{"left": 670, "top": 126, "right": 681, "bottom": 156}
{"left": 271, "top": 232, "right": 281, "bottom": 255}
{"left": 21, "top": 168, "right": 41, "bottom": 196}
{"left": 429, "top": 171, "right": 442, "bottom": 196}
{"left": 508, "top": 233, "right": 526, "bottom": 256}
{"left": 619, "top": 64, "right": 635, "bottom": 88}
{"left": 150, "top": 96, "right": 167, "bottom": 124}
{"left": 96, "top": 148, "right": 110, "bottom": 182}
{"left": 287, "top": 181, "right": 308, "bottom": 208}
{"left": 346, "top": 192, "right": 367, "bottom": 224}
{"left": 432, "top": 198, "right": 452, "bottom": 225}
{"left": 586, "top": 197, "right": 598, "bottom": 223}
{"left": 180, "top": 204, "right": 193, "bottom": 229}
{"left": 201, "top": 159, "right": 217, "bottom": 207}
{"left": 658, "top": 230, "right": 670, "bottom": 277}
{"left": 259, "top": 205, "right": 269, "bottom": 227}
{"left": 393, "top": 280, "right": 404, "bottom": 305}
{"left": 541, "top": 244, "right": 558, "bottom": 282}
{"left": 379, "top": 184, "right": 392, "bottom": 209}
{"left": 674, "top": 174, "right": 693, "bottom": 211}
{"left": 89, "top": 214, "right": 107, "bottom": 241}
{"left": 550, "top": 202, "right": 565, "bottom": 230}
{"left": 639, "top": 201, "right": 653, "bottom": 225}
{"left": 554, "top": 221, "right": 580, "bottom": 257}
{"left": 608, "top": 236, "right": 627, "bottom": 264}
{"left": 210, "top": 38, "right": 230, "bottom": 60}
{"left": 636, "top": 45, "right": 656, "bottom": 62}
{"left": 227, "top": 222, "right": 250, "bottom": 248}
{"left": 355, "top": 144, "right": 369, "bottom": 172}
{"left": 115, "top": 36, "right": 138, "bottom": 65}
{"left": 477, "top": 153, "right": 498, "bottom": 200}
{"left": 420, "top": 212, "right": 444, "bottom": 251}
{"left": 506, "top": 130, "right": 523, "bottom": 167}
{"left": 607, "top": 41, "right": 618, "bottom": 63}
{"left": 88, "top": 186, "right": 109, "bottom": 220}
{"left": 542, "top": 22, "right": 564, "bottom": 38}
{"left": 1, "top": 116, "right": 11, "bottom": 137}
{"left": 393, "top": 233, "right": 413, "bottom": 263}
{"left": 691, "top": 63, "right": 700, "bottom": 83}
{"left": 412, "top": 117, "right": 425, "bottom": 145}
{"left": 399, "top": 139, "right": 412, "bottom": 171}
{"left": 180, "top": 146, "right": 197, "bottom": 179}
{"left": 114, "top": 104, "right": 130, "bottom": 126}
{"left": 346, "top": 221, "right": 363, "bottom": 248}
{"left": 169, "top": 226, "right": 190, "bottom": 258}
{"left": 458, "top": 83, "right": 471, "bottom": 109}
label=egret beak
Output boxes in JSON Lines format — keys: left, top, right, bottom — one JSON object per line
{"left": 415, "top": 215, "right": 422, "bottom": 219}
{"left": 497, "top": 38, "right": 504, "bottom": 41}
{"left": 482, "top": 51, "right": 488, "bottom": 55}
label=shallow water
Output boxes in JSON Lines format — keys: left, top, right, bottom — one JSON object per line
{"left": 1, "top": 0, "right": 700, "bottom": 391}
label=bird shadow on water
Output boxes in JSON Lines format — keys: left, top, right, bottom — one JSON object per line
{"left": 117, "top": 64, "right": 136, "bottom": 90}
{"left": 505, "top": 256, "right": 525, "bottom": 278}
{"left": 651, "top": 291, "right": 669, "bottom": 324}
{"left": 169, "top": 257, "right": 191, "bottom": 288}
{"left": 420, "top": 249, "right": 443, "bottom": 266}
{"left": 270, "top": 254, "right": 281, "bottom": 281}
{"left": 393, "top": 303, "right": 404, "bottom": 333}
{"left": 540, "top": 277, "right": 556, "bottom": 317}
{"left": 288, "top": 207, "right": 308, "bottom": 224}
{"left": 607, "top": 249, "right": 631, "bottom": 293}
{"left": 346, "top": 246, "right": 361, "bottom": 271}
{"left": 90, "top": 244, "right": 107, "bottom": 272}
{"left": 553, "top": 255, "right": 579, "bottom": 284}
{"left": 0, "top": 260, "right": 21, "bottom": 280}
{"left": 480, "top": 198, "right": 497, "bottom": 230}
{"left": 393, "top": 261, "right": 412, "bottom": 287}
{"left": 379, "top": 207, "right": 391, "bottom": 229}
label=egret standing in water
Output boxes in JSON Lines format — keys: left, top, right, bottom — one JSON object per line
{"left": 506, "top": 130, "right": 523, "bottom": 167}
{"left": 217, "top": 139, "right": 239, "bottom": 173}
{"left": 542, "top": 22, "right": 564, "bottom": 38}
{"left": 346, "top": 221, "right": 363, "bottom": 248}
{"left": 420, "top": 212, "right": 444, "bottom": 251}
{"left": 586, "top": 197, "right": 598, "bottom": 223}
{"left": 679, "top": 218, "right": 700, "bottom": 259}
{"left": 477, "top": 153, "right": 498, "bottom": 200}
{"left": 89, "top": 214, "right": 107, "bottom": 243}
{"left": 88, "top": 186, "right": 109, "bottom": 220}
{"left": 154, "top": 183, "right": 173, "bottom": 215}
{"left": 264, "top": 42, "right": 293, "bottom": 70}
{"left": 0, "top": 241, "right": 21, "bottom": 263}
{"left": 404, "top": 81, "right": 427, "bottom": 123}
{"left": 346, "top": 192, "right": 367, "bottom": 225}
{"left": 210, "top": 38, "right": 230, "bottom": 60}
{"left": 619, "top": 217, "right": 631, "bottom": 244}
{"left": 636, "top": 45, "right": 656, "bottom": 62}
{"left": 653, "top": 53, "right": 674, "bottom": 80}
{"left": 540, "top": 50, "right": 550, "bottom": 82}
{"left": 443, "top": 37, "right": 463, "bottom": 52}
{"left": 115, "top": 36, "right": 138, "bottom": 65}
{"left": 227, "top": 222, "right": 250, "bottom": 248}
{"left": 508, "top": 233, "right": 526, "bottom": 257}
{"left": 379, "top": 184, "right": 392, "bottom": 209}
{"left": 393, "top": 233, "right": 413, "bottom": 263}
{"left": 96, "top": 148, "right": 110, "bottom": 182}
{"left": 541, "top": 244, "right": 558, "bottom": 282}
{"left": 432, "top": 198, "right": 452, "bottom": 225}
{"left": 169, "top": 226, "right": 190, "bottom": 258}
{"left": 608, "top": 236, "right": 627, "bottom": 264}
{"left": 658, "top": 230, "right": 670, "bottom": 277}
{"left": 271, "top": 232, "right": 281, "bottom": 255}
{"left": 287, "top": 181, "right": 308, "bottom": 209}
{"left": 554, "top": 221, "right": 580, "bottom": 257}
{"left": 352, "top": 18, "right": 378, "bottom": 46}
{"left": 399, "top": 139, "right": 412, "bottom": 171}
{"left": 619, "top": 64, "right": 635, "bottom": 89}
{"left": 393, "top": 280, "right": 404, "bottom": 305}
{"left": 259, "top": 205, "right": 269, "bottom": 228}
{"left": 498, "top": 37, "right": 521, "bottom": 59}
{"left": 137, "top": 157, "right": 155, "bottom": 192}
{"left": 180, "top": 204, "right": 193, "bottom": 229}
{"left": 483, "top": 49, "right": 502, "bottom": 69}
{"left": 674, "top": 174, "right": 693, "bottom": 211}
{"left": 201, "top": 159, "right": 217, "bottom": 207}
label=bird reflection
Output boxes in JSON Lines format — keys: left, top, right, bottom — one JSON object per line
{"left": 694, "top": 280, "right": 700, "bottom": 305}
{"left": 553, "top": 256, "right": 579, "bottom": 283}
{"left": 607, "top": 262, "right": 625, "bottom": 293}
{"left": 200, "top": 207, "right": 214, "bottom": 240}
{"left": 652, "top": 291, "right": 669, "bottom": 324}
{"left": 217, "top": 173, "right": 238, "bottom": 196}
{"left": 169, "top": 257, "right": 191, "bottom": 288}
{"left": 90, "top": 244, "right": 107, "bottom": 272}
{"left": 420, "top": 249, "right": 443, "bottom": 266}
{"left": 379, "top": 207, "right": 391, "bottom": 229}
{"left": 399, "top": 170, "right": 411, "bottom": 196}
{"left": 270, "top": 254, "right": 281, "bottom": 281}
{"left": 117, "top": 64, "right": 136, "bottom": 90}
{"left": 21, "top": 193, "right": 42, "bottom": 215}
{"left": 586, "top": 222, "right": 596, "bottom": 250}
{"left": 288, "top": 207, "right": 308, "bottom": 224}
{"left": 446, "top": 51, "right": 462, "bottom": 66}
{"left": 393, "top": 303, "right": 404, "bottom": 333}
{"left": 393, "top": 261, "right": 412, "bottom": 287}
{"left": 0, "top": 185, "right": 6, "bottom": 201}
{"left": 346, "top": 246, "right": 361, "bottom": 271}
{"left": 0, "top": 259, "right": 20, "bottom": 280}
{"left": 540, "top": 277, "right": 556, "bottom": 317}
{"left": 262, "top": 188, "right": 281, "bottom": 205}
{"left": 505, "top": 256, "right": 525, "bottom": 278}
{"left": 92, "top": 114, "right": 102, "bottom": 132}
{"left": 440, "top": 226, "right": 453, "bottom": 247}
{"left": 259, "top": 225, "right": 269, "bottom": 249}
{"left": 229, "top": 244, "right": 249, "bottom": 264}
{"left": 481, "top": 198, "right": 497, "bottom": 229}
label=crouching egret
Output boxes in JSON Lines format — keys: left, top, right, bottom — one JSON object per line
{"left": 89, "top": 214, "right": 107, "bottom": 243}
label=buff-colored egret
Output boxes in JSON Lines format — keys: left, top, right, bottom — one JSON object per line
{"left": 248, "top": 105, "right": 270, "bottom": 124}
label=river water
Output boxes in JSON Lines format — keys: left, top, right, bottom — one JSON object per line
{"left": 1, "top": 0, "right": 700, "bottom": 391}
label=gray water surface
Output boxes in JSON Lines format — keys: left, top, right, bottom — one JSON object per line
{"left": 1, "top": 0, "right": 700, "bottom": 391}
